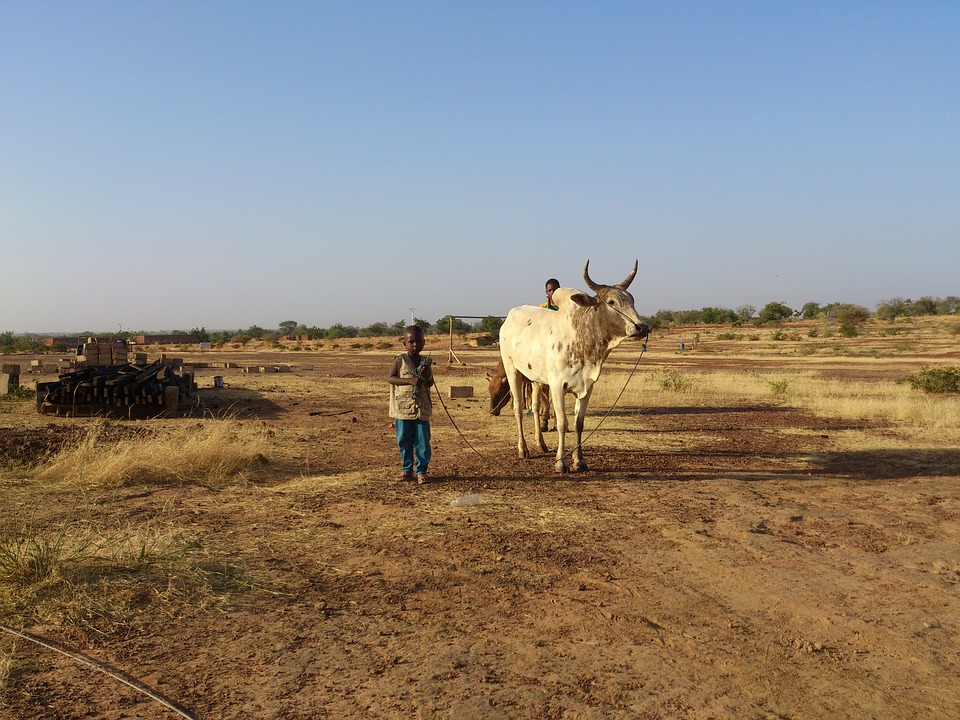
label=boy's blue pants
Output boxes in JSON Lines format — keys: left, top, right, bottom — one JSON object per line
{"left": 395, "top": 419, "right": 431, "bottom": 474}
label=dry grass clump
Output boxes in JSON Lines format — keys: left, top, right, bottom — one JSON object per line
{"left": 0, "top": 517, "right": 247, "bottom": 636}
{"left": 34, "top": 416, "right": 273, "bottom": 489}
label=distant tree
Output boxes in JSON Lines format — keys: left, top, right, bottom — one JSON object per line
{"left": 758, "top": 301, "right": 794, "bottom": 324}
{"left": 246, "top": 325, "right": 266, "bottom": 339}
{"left": 279, "top": 320, "right": 299, "bottom": 337}
{"left": 361, "top": 322, "right": 391, "bottom": 337}
{"left": 936, "top": 296, "right": 960, "bottom": 315}
{"left": 736, "top": 305, "right": 756, "bottom": 323}
{"left": 436, "top": 315, "right": 471, "bottom": 334}
{"left": 906, "top": 297, "right": 937, "bottom": 316}
{"left": 832, "top": 303, "right": 871, "bottom": 326}
{"left": 654, "top": 309, "right": 675, "bottom": 326}
{"left": 325, "top": 323, "right": 358, "bottom": 339}
{"left": 876, "top": 297, "right": 908, "bottom": 320}
{"left": 800, "top": 302, "right": 821, "bottom": 320}
{"left": 391, "top": 319, "right": 407, "bottom": 333}
{"left": 699, "top": 307, "right": 737, "bottom": 324}
{"left": 191, "top": 327, "right": 210, "bottom": 342}
{"left": 480, "top": 315, "right": 504, "bottom": 338}
{"left": 640, "top": 315, "right": 662, "bottom": 331}
{"left": 413, "top": 317, "right": 432, "bottom": 334}
{"left": 673, "top": 309, "right": 702, "bottom": 325}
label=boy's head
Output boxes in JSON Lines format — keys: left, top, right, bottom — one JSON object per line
{"left": 545, "top": 278, "right": 560, "bottom": 302}
{"left": 403, "top": 325, "right": 425, "bottom": 354}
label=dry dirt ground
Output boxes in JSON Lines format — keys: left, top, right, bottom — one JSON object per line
{"left": 2, "top": 333, "right": 960, "bottom": 719}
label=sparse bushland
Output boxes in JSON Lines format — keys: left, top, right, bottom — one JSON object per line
{"left": 597, "top": 362, "right": 960, "bottom": 438}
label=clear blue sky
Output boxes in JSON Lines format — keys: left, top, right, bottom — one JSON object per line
{"left": 3, "top": 1, "right": 958, "bottom": 333}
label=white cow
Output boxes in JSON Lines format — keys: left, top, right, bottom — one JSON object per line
{"left": 499, "top": 260, "right": 650, "bottom": 473}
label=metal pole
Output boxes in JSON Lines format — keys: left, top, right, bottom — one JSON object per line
{"left": 448, "top": 316, "right": 462, "bottom": 364}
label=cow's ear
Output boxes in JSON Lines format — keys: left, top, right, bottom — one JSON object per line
{"left": 569, "top": 292, "right": 597, "bottom": 307}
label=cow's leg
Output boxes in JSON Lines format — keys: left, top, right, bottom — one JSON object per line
{"left": 531, "top": 382, "right": 548, "bottom": 453}
{"left": 551, "top": 384, "right": 569, "bottom": 473}
{"left": 504, "top": 365, "right": 529, "bottom": 460}
{"left": 570, "top": 388, "right": 593, "bottom": 472}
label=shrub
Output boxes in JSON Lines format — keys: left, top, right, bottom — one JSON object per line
{"left": 772, "top": 330, "right": 801, "bottom": 341}
{"left": 659, "top": 369, "right": 691, "bottom": 392}
{"left": 902, "top": 366, "right": 960, "bottom": 394}
{"left": 767, "top": 379, "right": 790, "bottom": 396}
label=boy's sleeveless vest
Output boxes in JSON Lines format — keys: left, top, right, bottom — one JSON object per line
{"left": 389, "top": 353, "right": 432, "bottom": 420}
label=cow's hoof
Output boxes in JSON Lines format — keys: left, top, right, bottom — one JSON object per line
{"left": 555, "top": 459, "right": 569, "bottom": 474}
{"left": 572, "top": 460, "right": 588, "bottom": 473}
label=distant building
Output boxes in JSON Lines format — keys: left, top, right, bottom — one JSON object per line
{"left": 131, "top": 334, "right": 200, "bottom": 346}
{"left": 42, "top": 337, "right": 80, "bottom": 349}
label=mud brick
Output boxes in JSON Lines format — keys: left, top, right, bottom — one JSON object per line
{"left": 448, "top": 386, "right": 474, "bottom": 399}
{"left": 164, "top": 386, "right": 179, "bottom": 415}
{"left": 1, "top": 372, "right": 19, "bottom": 394}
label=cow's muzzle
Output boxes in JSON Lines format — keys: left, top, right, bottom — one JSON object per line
{"left": 635, "top": 322, "right": 650, "bottom": 339}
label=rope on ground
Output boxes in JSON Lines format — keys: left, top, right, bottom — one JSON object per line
{"left": 0, "top": 623, "right": 196, "bottom": 720}
{"left": 433, "top": 346, "right": 646, "bottom": 470}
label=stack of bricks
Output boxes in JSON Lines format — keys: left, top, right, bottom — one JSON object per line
{"left": 77, "top": 338, "right": 130, "bottom": 367}
{"left": 1, "top": 364, "right": 19, "bottom": 394}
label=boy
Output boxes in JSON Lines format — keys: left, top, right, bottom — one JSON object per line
{"left": 388, "top": 325, "right": 434, "bottom": 483}
{"left": 540, "top": 278, "right": 560, "bottom": 311}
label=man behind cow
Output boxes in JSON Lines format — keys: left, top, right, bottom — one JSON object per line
{"left": 539, "top": 278, "right": 560, "bottom": 311}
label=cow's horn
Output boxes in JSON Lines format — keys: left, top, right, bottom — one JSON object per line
{"left": 620, "top": 260, "right": 638, "bottom": 289}
{"left": 583, "top": 260, "right": 602, "bottom": 292}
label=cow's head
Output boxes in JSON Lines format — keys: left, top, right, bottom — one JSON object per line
{"left": 487, "top": 360, "right": 511, "bottom": 415}
{"left": 572, "top": 260, "right": 650, "bottom": 340}
{"left": 487, "top": 374, "right": 511, "bottom": 415}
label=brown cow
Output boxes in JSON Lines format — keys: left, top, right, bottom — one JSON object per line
{"left": 487, "top": 357, "right": 551, "bottom": 432}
